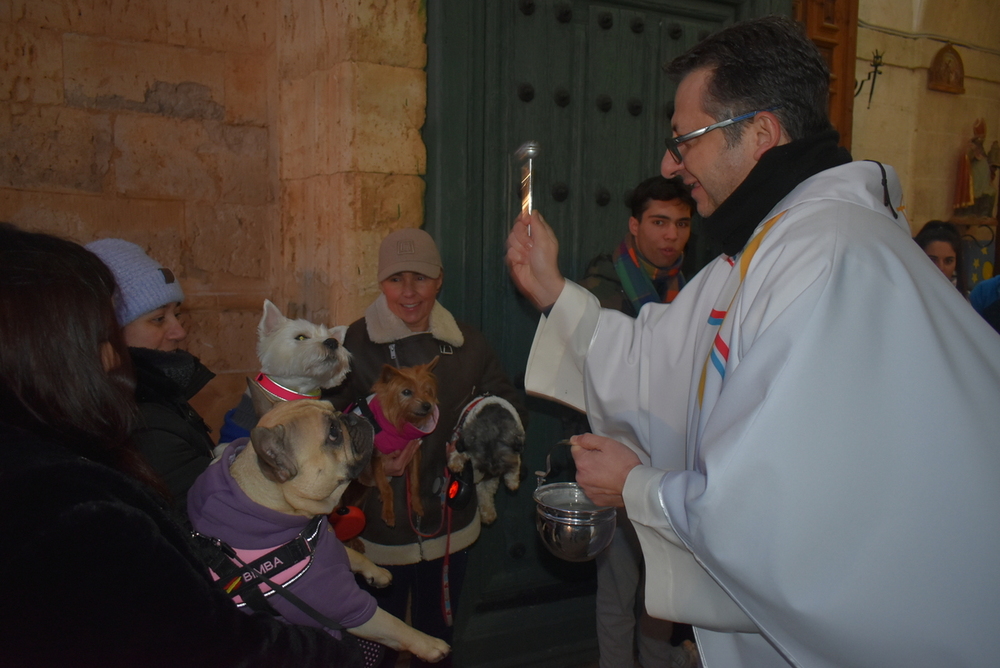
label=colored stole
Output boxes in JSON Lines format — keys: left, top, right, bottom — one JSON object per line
{"left": 612, "top": 236, "right": 685, "bottom": 310}
{"left": 691, "top": 212, "right": 785, "bottom": 469}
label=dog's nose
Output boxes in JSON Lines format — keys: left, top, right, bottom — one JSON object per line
{"left": 323, "top": 338, "right": 340, "bottom": 351}
{"left": 420, "top": 402, "right": 431, "bottom": 412}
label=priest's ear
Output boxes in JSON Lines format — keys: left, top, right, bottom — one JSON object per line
{"left": 750, "top": 110, "right": 787, "bottom": 161}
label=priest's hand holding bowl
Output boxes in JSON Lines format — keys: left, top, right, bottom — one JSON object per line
{"left": 569, "top": 434, "right": 641, "bottom": 508}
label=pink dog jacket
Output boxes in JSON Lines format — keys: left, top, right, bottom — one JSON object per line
{"left": 357, "top": 394, "right": 440, "bottom": 455}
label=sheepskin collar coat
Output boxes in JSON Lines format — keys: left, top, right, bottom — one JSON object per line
{"left": 326, "top": 298, "right": 526, "bottom": 565}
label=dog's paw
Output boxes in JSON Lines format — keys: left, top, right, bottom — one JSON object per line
{"left": 478, "top": 501, "right": 498, "bottom": 525}
{"left": 345, "top": 546, "right": 392, "bottom": 588}
{"left": 447, "top": 449, "right": 469, "bottom": 473}
{"left": 503, "top": 467, "right": 521, "bottom": 491}
{"left": 363, "top": 565, "right": 392, "bottom": 588}
{"left": 409, "top": 635, "right": 451, "bottom": 663}
{"left": 476, "top": 478, "right": 500, "bottom": 524}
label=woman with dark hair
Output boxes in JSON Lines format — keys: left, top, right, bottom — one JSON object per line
{"left": 914, "top": 220, "right": 966, "bottom": 294}
{"left": 0, "top": 224, "right": 362, "bottom": 668}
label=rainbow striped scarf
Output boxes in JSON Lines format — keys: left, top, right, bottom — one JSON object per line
{"left": 612, "top": 235, "right": 685, "bottom": 311}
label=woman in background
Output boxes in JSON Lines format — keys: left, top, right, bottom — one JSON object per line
{"left": 0, "top": 224, "right": 361, "bottom": 668}
{"left": 914, "top": 220, "right": 966, "bottom": 294}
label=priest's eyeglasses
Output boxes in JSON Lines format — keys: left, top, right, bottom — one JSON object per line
{"left": 664, "top": 106, "right": 782, "bottom": 164}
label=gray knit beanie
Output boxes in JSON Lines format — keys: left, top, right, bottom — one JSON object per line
{"left": 85, "top": 238, "right": 184, "bottom": 326}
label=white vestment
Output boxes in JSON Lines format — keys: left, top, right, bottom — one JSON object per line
{"left": 525, "top": 161, "right": 1000, "bottom": 667}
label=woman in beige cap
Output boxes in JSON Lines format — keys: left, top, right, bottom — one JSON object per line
{"left": 328, "top": 228, "right": 526, "bottom": 668}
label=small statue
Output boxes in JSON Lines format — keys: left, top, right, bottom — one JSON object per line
{"left": 954, "top": 118, "right": 998, "bottom": 219}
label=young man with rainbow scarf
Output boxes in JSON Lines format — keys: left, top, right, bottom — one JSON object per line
{"left": 581, "top": 176, "right": 696, "bottom": 317}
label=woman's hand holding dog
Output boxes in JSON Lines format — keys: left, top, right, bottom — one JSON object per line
{"left": 382, "top": 438, "right": 422, "bottom": 477}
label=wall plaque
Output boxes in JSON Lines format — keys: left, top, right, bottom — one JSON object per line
{"left": 928, "top": 43, "right": 964, "bottom": 94}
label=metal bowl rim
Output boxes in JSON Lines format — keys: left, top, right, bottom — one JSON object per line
{"left": 532, "top": 482, "right": 617, "bottom": 521}
{"left": 535, "top": 505, "right": 616, "bottom": 525}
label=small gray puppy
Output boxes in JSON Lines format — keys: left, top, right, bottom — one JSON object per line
{"left": 447, "top": 396, "right": 525, "bottom": 524}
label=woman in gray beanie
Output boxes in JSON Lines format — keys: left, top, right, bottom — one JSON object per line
{"left": 86, "top": 238, "right": 215, "bottom": 519}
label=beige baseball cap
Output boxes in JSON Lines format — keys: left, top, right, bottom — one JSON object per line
{"left": 377, "top": 228, "right": 443, "bottom": 282}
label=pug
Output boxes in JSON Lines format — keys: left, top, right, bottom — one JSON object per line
{"left": 188, "top": 380, "right": 450, "bottom": 663}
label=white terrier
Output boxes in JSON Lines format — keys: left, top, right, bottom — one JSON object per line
{"left": 217, "top": 300, "right": 352, "bottom": 448}
{"left": 255, "top": 299, "right": 351, "bottom": 398}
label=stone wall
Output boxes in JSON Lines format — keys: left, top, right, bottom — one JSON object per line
{"left": 0, "top": 0, "right": 427, "bottom": 434}
{"left": 277, "top": 0, "right": 427, "bottom": 325}
{"left": 851, "top": 0, "right": 1000, "bottom": 232}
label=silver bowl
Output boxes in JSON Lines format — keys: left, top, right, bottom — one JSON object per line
{"left": 533, "top": 482, "right": 617, "bottom": 562}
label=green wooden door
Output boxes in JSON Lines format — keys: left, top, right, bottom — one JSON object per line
{"left": 424, "top": 2, "right": 789, "bottom": 665}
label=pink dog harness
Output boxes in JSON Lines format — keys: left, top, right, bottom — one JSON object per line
{"left": 194, "top": 515, "right": 323, "bottom": 610}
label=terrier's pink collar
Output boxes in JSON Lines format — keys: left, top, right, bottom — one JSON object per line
{"left": 255, "top": 372, "right": 321, "bottom": 401}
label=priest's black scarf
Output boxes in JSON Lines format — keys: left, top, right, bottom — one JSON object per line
{"left": 704, "top": 129, "right": 853, "bottom": 257}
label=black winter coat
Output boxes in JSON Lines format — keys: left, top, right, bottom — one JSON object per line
{"left": 130, "top": 347, "right": 215, "bottom": 516}
{"left": 0, "top": 423, "right": 363, "bottom": 668}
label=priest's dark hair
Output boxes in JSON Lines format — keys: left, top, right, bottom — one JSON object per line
{"left": 0, "top": 223, "right": 166, "bottom": 495}
{"left": 626, "top": 176, "right": 697, "bottom": 220}
{"left": 665, "top": 15, "right": 832, "bottom": 145}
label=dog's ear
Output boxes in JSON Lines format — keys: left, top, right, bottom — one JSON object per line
{"left": 259, "top": 299, "right": 286, "bottom": 337}
{"left": 250, "top": 424, "right": 299, "bottom": 483}
{"left": 248, "top": 377, "right": 279, "bottom": 419}
{"left": 329, "top": 324, "right": 348, "bottom": 344}
{"left": 425, "top": 355, "right": 441, "bottom": 372}
{"left": 378, "top": 364, "right": 400, "bottom": 385}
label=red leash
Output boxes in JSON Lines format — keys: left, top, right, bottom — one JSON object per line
{"left": 405, "top": 469, "right": 455, "bottom": 627}
{"left": 441, "top": 502, "right": 454, "bottom": 627}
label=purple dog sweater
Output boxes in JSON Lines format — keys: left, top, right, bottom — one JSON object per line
{"left": 187, "top": 440, "right": 377, "bottom": 637}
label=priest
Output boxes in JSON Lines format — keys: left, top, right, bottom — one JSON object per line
{"left": 506, "top": 16, "right": 1000, "bottom": 668}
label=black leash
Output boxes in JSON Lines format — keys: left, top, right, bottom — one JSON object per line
{"left": 354, "top": 395, "right": 383, "bottom": 436}
{"left": 192, "top": 519, "right": 386, "bottom": 667}
{"left": 191, "top": 515, "right": 385, "bottom": 668}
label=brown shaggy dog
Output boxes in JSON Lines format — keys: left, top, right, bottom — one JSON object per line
{"left": 367, "top": 357, "right": 439, "bottom": 527}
